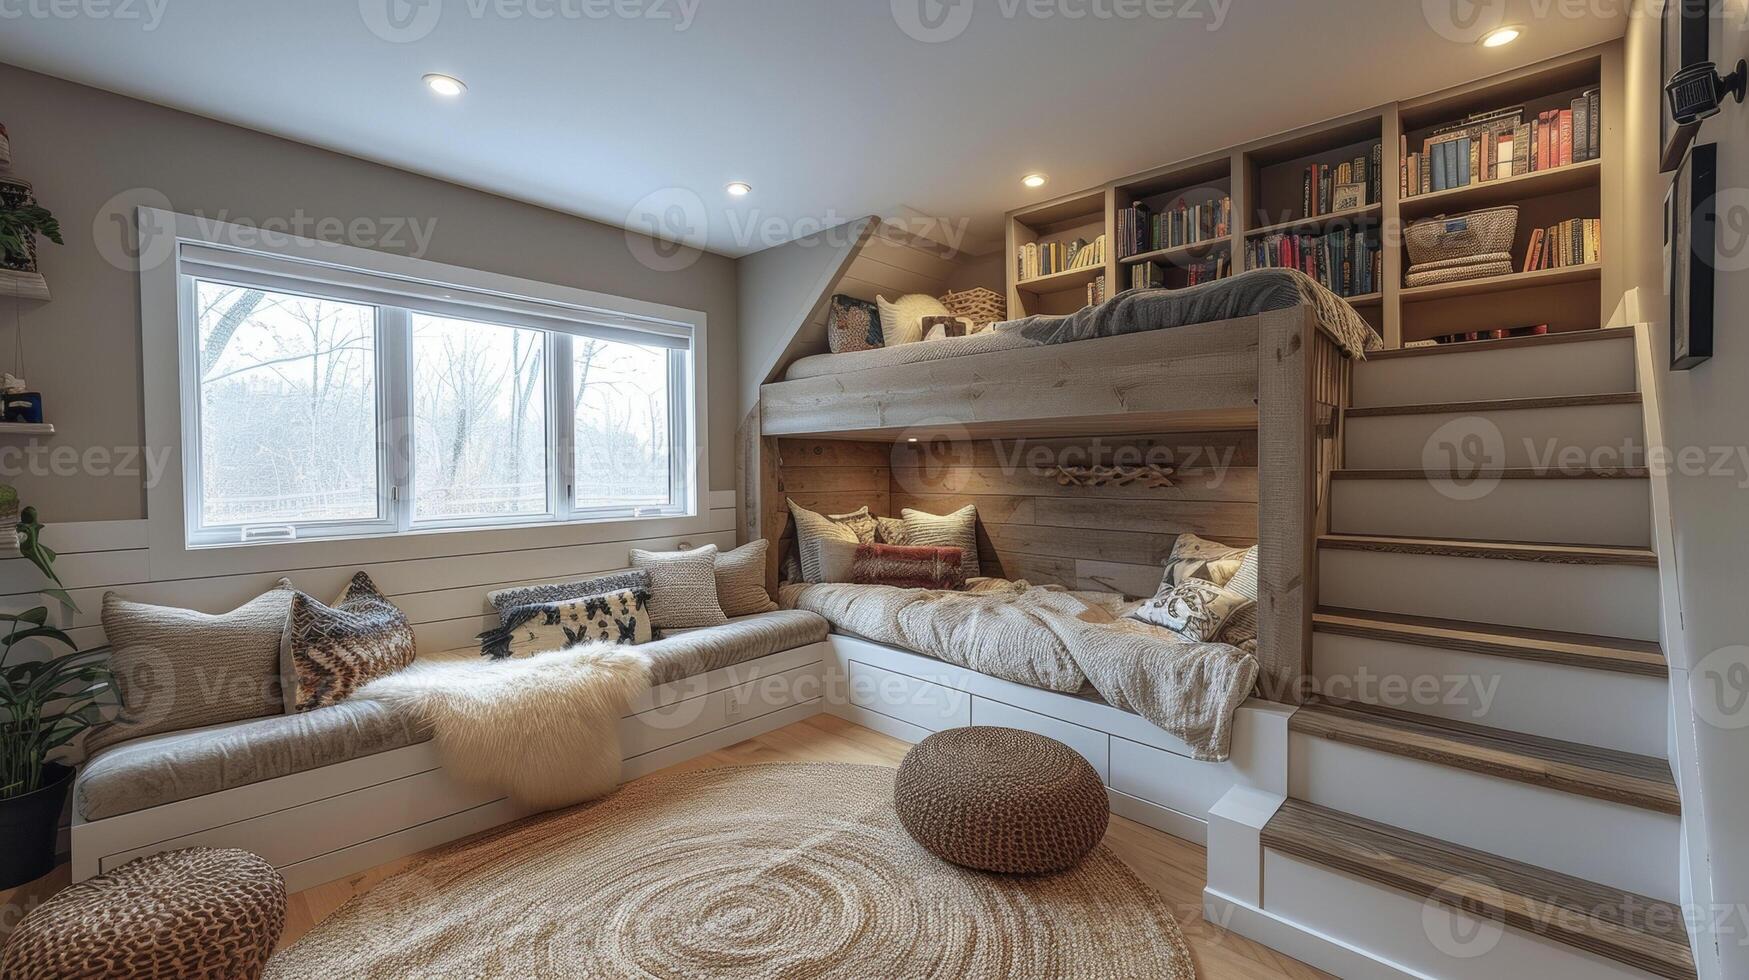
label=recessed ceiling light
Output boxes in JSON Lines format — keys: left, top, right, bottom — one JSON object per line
{"left": 726, "top": 181, "right": 753, "bottom": 197}
{"left": 1480, "top": 26, "right": 1522, "bottom": 47}
{"left": 423, "top": 73, "right": 467, "bottom": 97}
{"left": 1021, "top": 173, "right": 1049, "bottom": 189}
{"left": 907, "top": 437, "right": 919, "bottom": 443}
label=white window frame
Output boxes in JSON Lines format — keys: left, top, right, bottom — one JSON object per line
{"left": 139, "top": 208, "right": 709, "bottom": 575}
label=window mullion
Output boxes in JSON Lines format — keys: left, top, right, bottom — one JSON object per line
{"left": 380, "top": 306, "right": 414, "bottom": 533}
{"left": 552, "top": 333, "right": 575, "bottom": 522}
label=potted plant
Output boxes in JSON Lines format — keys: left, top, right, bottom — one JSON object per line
{"left": 0, "top": 179, "right": 62, "bottom": 274}
{"left": 0, "top": 506, "right": 111, "bottom": 888}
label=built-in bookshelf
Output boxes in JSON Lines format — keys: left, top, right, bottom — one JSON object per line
{"left": 1003, "top": 43, "right": 1621, "bottom": 348}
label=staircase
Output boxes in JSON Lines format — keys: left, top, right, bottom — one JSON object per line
{"left": 1265, "top": 329, "right": 1695, "bottom": 979}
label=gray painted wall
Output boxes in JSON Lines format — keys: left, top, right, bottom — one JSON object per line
{"left": 733, "top": 217, "right": 868, "bottom": 418}
{"left": 0, "top": 62, "right": 739, "bottom": 522}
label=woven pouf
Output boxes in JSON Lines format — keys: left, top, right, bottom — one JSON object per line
{"left": 2, "top": 848, "right": 285, "bottom": 980}
{"left": 895, "top": 726, "right": 1109, "bottom": 874}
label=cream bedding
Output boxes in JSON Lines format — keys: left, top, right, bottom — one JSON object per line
{"left": 780, "top": 578, "right": 1259, "bottom": 761}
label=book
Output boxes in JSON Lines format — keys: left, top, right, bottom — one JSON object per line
{"left": 1559, "top": 109, "right": 1574, "bottom": 167}
{"left": 1572, "top": 96, "right": 1591, "bottom": 163}
{"left": 1586, "top": 88, "right": 1601, "bottom": 160}
{"left": 1523, "top": 227, "right": 1545, "bottom": 272}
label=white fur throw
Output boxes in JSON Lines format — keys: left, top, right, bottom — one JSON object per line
{"left": 358, "top": 643, "right": 650, "bottom": 810}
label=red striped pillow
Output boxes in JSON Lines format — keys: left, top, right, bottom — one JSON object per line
{"left": 849, "top": 543, "right": 967, "bottom": 591}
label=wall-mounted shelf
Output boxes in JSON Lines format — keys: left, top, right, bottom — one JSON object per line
{"left": 1120, "top": 239, "right": 1228, "bottom": 267}
{"left": 1244, "top": 203, "right": 1383, "bottom": 239}
{"left": 1398, "top": 262, "right": 1602, "bottom": 305}
{"left": 0, "top": 422, "right": 54, "bottom": 436}
{"left": 1399, "top": 159, "right": 1602, "bottom": 221}
{"left": 1016, "top": 264, "right": 1104, "bottom": 293}
{"left": 0, "top": 269, "right": 50, "bottom": 302}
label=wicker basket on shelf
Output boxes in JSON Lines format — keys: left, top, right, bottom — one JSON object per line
{"left": 1405, "top": 206, "right": 1518, "bottom": 266}
{"left": 940, "top": 287, "right": 1006, "bottom": 328}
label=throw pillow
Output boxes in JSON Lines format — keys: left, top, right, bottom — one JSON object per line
{"left": 629, "top": 545, "right": 729, "bottom": 628}
{"left": 874, "top": 516, "right": 909, "bottom": 545}
{"left": 851, "top": 543, "right": 967, "bottom": 590}
{"left": 826, "top": 294, "right": 884, "bottom": 353}
{"left": 786, "top": 500, "right": 875, "bottom": 583}
{"left": 1219, "top": 548, "right": 1261, "bottom": 648}
{"left": 1129, "top": 578, "right": 1256, "bottom": 643}
{"left": 282, "top": 572, "right": 417, "bottom": 713}
{"left": 477, "top": 587, "right": 652, "bottom": 659}
{"left": 900, "top": 505, "right": 981, "bottom": 577}
{"left": 487, "top": 569, "right": 651, "bottom": 617}
{"left": 920, "top": 315, "right": 978, "bottom": 342}
{"left": 814, "top": 536, "right": 862, "bottom": 584}
{"left": 1159, "top": 533, "right": 1250, "bottom": 589}
{"left": 89, "top": 582, "right": 296, "bottom": 752}
{"left": 876, "top": 293, "right": 951, "bottom": 346}
{"left": 715, "top": 540, "right": 778, "bottom": 616}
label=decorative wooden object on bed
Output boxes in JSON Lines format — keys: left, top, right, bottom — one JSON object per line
{"left": 1051, "top": 464, "right": 1175, "bottom": 490}
{"left": 752, "top": 306, "right": 1350, "bottom": 703}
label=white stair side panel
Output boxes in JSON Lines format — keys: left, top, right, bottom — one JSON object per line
{"left": 1344, "top": 403, "right": 1645, "bottom": 470}
{"left": 1259, "top": 850, "right": 1670, "bottom": 980}
{"left": 1289, "top": 732, "right": 1681, "bottom": 902}
{"left": 1330, "top": 478, "right": 1652, "bottom": 548}
{"left": 1318, "top": 549, "right": 1662, "bottom": 642}
{"left": 1311, "top": 632, "right": 1668, "bottom": 758}
{"left": 1353, "top": 337, "right": 1637, "bottom": 408}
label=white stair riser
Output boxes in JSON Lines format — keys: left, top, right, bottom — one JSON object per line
{"left": 1344, "top": 404, "right": 1644, "bottom": 471}
{"left": 1258, "top": 850, "right": 1671, "bottom": 980}
{"left": 1318, "top": 548, "right": 1662, "bottom": 642}
{"left": 1354, "top": 338, "right": 1637, "bottom": 408}
{"left": 1289, "top": 733, "right": 1681, "bottom": 901}
{"left": 1311, "top": 632, "right": 1668, "bottom": 757}
{"left": 1330, "top": 478, "right": 1651, "bottom": 547}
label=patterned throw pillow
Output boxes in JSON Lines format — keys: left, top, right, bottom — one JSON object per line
{"left": 900, "top": 505, "right": 980, "bottom": 577}
{"left": 281, "top": 572, "right": 416, "bottom": 713}
{"left": 874, "top": 516, "right": 909, "bottom": 545}
{"left": 1218, "top": 548, "right": 1261, "bottom": 648}
{"left": 1128, "top": 578, "right": 1256, "bottom": 643}
{"left": 629, "top": 545, "right": 728, "bottom": 629}
{"left": 827, "top": 294, "right": 884, "bottom": 353}
{"left": 715, "top": 540, "right": 778, "bottom": 616}
{"left": 876, "top": 293, "right": 951, "bottom": 346}
{"left": 487, "top": 569, "right": 651, "bottom": 617}
{"left": 477, "top": 588, "right": 652, "bottom": 660}
{"left": 786, "top": 501, "right": 876, "bottom": 584}
{"left": 1159, "top": 533, "right": 1250, "bottom": 590}
{"left": 89, "top": 582, "right": 295, "bottom": 752}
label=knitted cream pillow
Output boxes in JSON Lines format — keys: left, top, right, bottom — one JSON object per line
{"left": 630, "top": 544, "right": 729, "bottom": 629}
{"left": 899, "top": 505, "right": 980, "bottom": 577}
{"left": 714, "top": 540, "right": 778, "bottom": 616}
{"left": 786, "top": 501, "right": 875, "bottom": 584}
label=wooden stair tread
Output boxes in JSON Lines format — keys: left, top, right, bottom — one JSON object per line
{"left": 1346, "top": 391, "right": 1641, "bottom": 418}
{"left": 1290, "top": 699, "right": 1680, "bottom": 814}
{"left": 1262, "top": 799, "right": 1696, "bottom": 979}
{"left": 1365, "top": 327, "right": 1634, "bottom": 361}
{"left": 1318, "top": 534, "right": 1659, "bottom": 567}
{"left": 1314, "top": 606, "right": 1667, "bottom": 677}
{"left": 1330, "top": 466, "right": 1648, "bottom": 480}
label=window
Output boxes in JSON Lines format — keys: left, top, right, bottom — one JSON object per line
{"left": 174, "top": 241, "right": 697, "bottom": 547}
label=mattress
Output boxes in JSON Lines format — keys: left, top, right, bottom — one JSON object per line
{"left": 783, "top": 268, "right": 1378, "bottom": 381}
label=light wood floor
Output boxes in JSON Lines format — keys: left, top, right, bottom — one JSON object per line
{"left": 279, "top": 715, "right": 1331, "bottom": 979}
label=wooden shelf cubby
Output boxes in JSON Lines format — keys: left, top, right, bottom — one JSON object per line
{"left": 1001, "top": 42, "right": 1622, "bottom": 350}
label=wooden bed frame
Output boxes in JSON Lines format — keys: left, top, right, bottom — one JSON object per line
{"left": 741, "top": 305, "right": 1354, "bottom": 703}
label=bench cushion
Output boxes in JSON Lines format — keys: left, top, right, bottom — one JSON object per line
{"left": 643, "top": 609, "right": 830, "bottom": 687}
{"left": 76, "top": 699, "right": 429, "bottom": 822}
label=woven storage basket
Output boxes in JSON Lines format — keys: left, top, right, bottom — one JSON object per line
{"left": 940, "top": 287, "right": 1006, "bottom": 327}
{"left": 1404, "top": 255, "right": 1515, "bottom": 288}
{"left": 1405, "top": 206, "right": 1518, "bottom": 266}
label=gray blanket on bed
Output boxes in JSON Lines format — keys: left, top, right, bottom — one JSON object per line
{"left": 779, "top": 578, "right": 1259, "bottom": 761}
{"left": 1003, "top": 267, "right": 1379, "bottom": 359}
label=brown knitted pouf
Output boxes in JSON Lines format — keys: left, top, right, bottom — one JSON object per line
{"left": 895, "top": 726, "right": 1109, "bottom": 874}
{"left": 2, "top": 848, "right": 286, "bottom": 980}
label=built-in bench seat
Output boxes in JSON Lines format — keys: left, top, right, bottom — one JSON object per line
{"left": 70, "top": 608, "right": 832, "bottom": 890}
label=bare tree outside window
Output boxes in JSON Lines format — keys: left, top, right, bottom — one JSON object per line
{"left": 195, "top": 282, "right": 380, "bottom": 527}
{"left": 573, "top": 338, "right": 671, "bottom": 509}
{"left": 411, "top": 314, "right": 549, "bottom": 521}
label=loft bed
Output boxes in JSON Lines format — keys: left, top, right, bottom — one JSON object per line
{"left": 743, "top": 269, "right": 1370, "bottom": 703}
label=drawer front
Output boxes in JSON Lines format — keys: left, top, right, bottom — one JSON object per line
{"left": 970, "top": 696, "right": 1111, "bottom": 784}
{"left": 101, "top": 766, "right": 496, "bottom": 873}
{"left": 847, "top": 660, "right": 971, "bottom": 732}
{"left": 1109, "top": 736, "right": 1235, "bottom": 820}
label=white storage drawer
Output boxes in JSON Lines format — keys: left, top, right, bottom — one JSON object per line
{"left": 970, "top": 696, "right": 1111, "bottom": 784}
{"left": 624, "top": 662, "right": 820, "bottom": 758}
{"left": 1109, "top": 736, "right": 1237, "bottom": 821}
{"left": 847, "top": 660, "right": 971, "bottom": 732}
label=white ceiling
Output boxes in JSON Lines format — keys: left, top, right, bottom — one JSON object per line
{"left": 0, "top": 0, "right": 1625, "bottom": 257}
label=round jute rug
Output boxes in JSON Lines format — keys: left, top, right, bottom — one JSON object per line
{"left": 265, "top": 763, "right": 1195, "bottom": 979}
